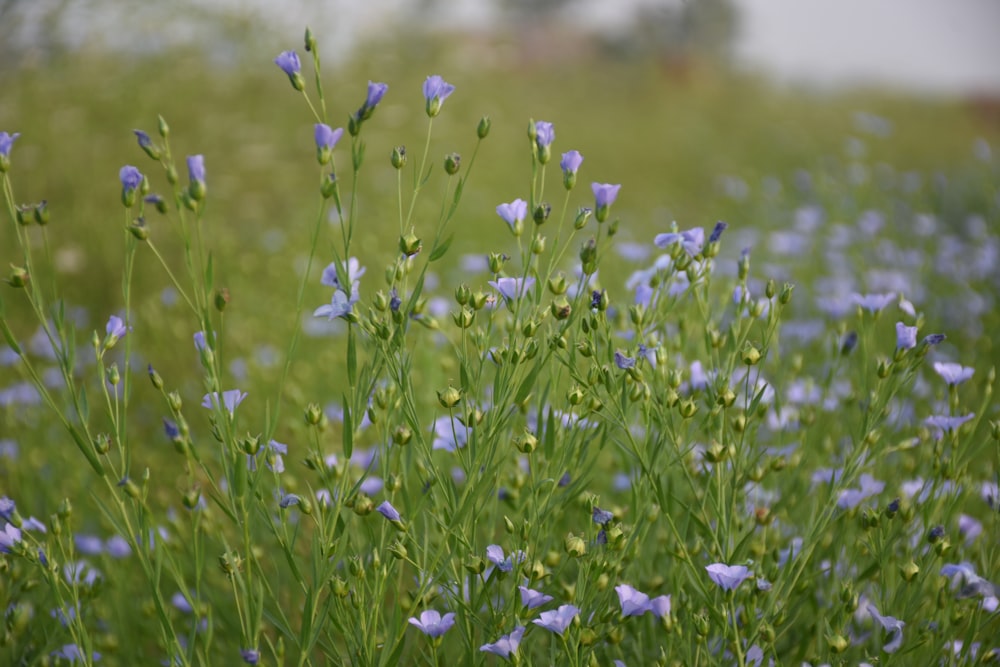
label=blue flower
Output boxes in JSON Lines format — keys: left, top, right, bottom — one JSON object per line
{"left": 187, "top": 155, "right": 206, "bottom": 200}
{"left": 408, "top": 610, "right": 456, "bottom": 638}
{"left": 51, "top": 644, "right": 101, "bottom": 663}
{"left": 201, "top": 390, "right": 247, "bottom": 416}
{"left": 0, "top": 522, "right": 21, "bottom": 553}
{"left": 925, "top": 413, "right": 975, "bottom": 433}
{"left": 120, "top": 166, "right": 143, "bottom": 193}
{"left": 486, "top": 545, "right": 525, "bottom": 573}
{"left": 933, "top": 362, "right": 974, "bottom": 386}
{"left": 705, "top": 563, "right": 751, "bottom": 590}
{"left": 708, "top": 221, "right": 728, "bottom": 243}
{"left": 614, "top": 351, "right": 635, "bottom": 370}
{"left": 273, "top": 51, "right": 300, "bottom": 77}
{"left": 851, "top": 292, "right": 895, "bottom": 313}
{"left": 533, "top": 604, "right": 579, "bottom": 635}
{"left": 321, "top": 257, "right": 365, "bottom": 295}
{"left": 0, "top": 131, "right": 19, "bottom": 171}
{"left": 240, "top": 648, "right": 261, "bottom": 665}
{"left": 535, "top": 121, "right": 555, "bottom": 148}
{"left": 279, "top": 493, "right": 302, "bottom": 509}
{"left": 376, "top": 500, "right": 401, "bottom": 523}
{"left": 313, "top": 291, "right": 354, "bottom": 321}
{"left": 133, "top": 129, "right": 156, "bottom": 154}
{"left": 480, "top": 626, "right": 525, "bottom": 660}
{"left": 863, "top": 600, "right": 905, "bottom": 653}
{"left": 654, "top": 227, "right": 704, "bottom": 256}
{"left": 837, "top": 473, "right": 885, "bottom": 509}
{"left": 105, "top": 315, "right": 128, "bottom": 347}
{"left": 423, "top": 75, "right": 455, "bottom": 117}
{"left": 518, "top": 585, "right": 553, "bottom": 609}
{"left": 496, "top": 199, "right": 528, "bottom": 232}
{"left": 0, "top": 131, "right": 19, "bottom": 157}
{"left": 314, "top": 123, "right": 344, "bottom": 165}
{"left": 895, "top": 322, "right": 917, "bottom": 350}
{"left": 489, "top": 277, "right": 534, "bottom": 303}
{"left": 560, "top": 150, "right": 583, "bottom": 175}
{"left": 592, "top": 506, "right": 614, "bottom": 525}
{"left": 592, "top": 183, "right": 621, "bottom": 222}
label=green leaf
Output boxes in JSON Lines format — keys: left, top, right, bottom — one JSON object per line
{"left": 205, "top": 252, "right": 214, "bottom": 289}
{"left": 342, "top": 395, "right": 353, "bottom": 458}
{"left": 79, "top": 386, "right": 89, "bottom": 422}
{"left": 429, "top": 234, "right": 454, "bottom": 263}
{"left": 452, "top": 177, "right": 465, "bottom": 205}
{"left": 0, "top": 318, "right": 22, "bottom": 356}
{"left": 514, "top": 361, "right": 542, "bottom": 405}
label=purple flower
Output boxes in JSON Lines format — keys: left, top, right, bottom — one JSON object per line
{"left": 648, "top": 594, "right": 671, "bottom": 618}
{"left": 654, "top": 228, "right": 704, "bottom": 256}
{"left": 486, "top": 545, "right": 524, "bottom": 573}
{"left": 496, "top": 199, "right": 528, "bottom": 231}
{"left": 133, "top": 130, "right": 154, "bottom": 151}
{"left": 105, "top": 315, "right": 128, "bottom": 345}
{"left": 273, "top": 50, "right": 300, "bottom": 76}
{"left": 187, "top": 155, "right": 206, "bottom": 187}
{"left": 376, "top": 501, "right": 401, "bottom": 523}
{"left": 0, "top": 522, "right": 21, "bottom": 553}
{"left": 321, "top": 257, "right": 365, "bottom": 294}
{"left": 592, "top": 183, "right": 621, "bottom": 206}
{"left": 592, "top": 506, "right": 614, "bottom": 525}
{"left": 851, "top": 292, "right": 895, "bottom": 313}
{"left": 241, "top": 648, "right": 261, "bottom": 665}
{"left": 408, "top": 610, "right": 456, "bottom": 638}
{"left": 279, "top": 493, "right": 302, "bottom": 509}
{"left": 106, "top": 535, "right": 131, "bottom": 558}
{"left": 519, "top": 585, "right": 554, "bottom": 609}
{"left": 705, "top": 563, "right": 751, "bottom": 590}
{"left": 592, "top": 183, "right": 621, "bottom": 222}
{"left": 51, "top": 644, "right": 100, "bottom": 663}
{"left": 201, "top": 389, "right": 247, "bottom": 416}
{"left": 120, "top": 166, "right": 143, "bottom": 193}
{"left": 314, "top": 124, "right": 344, "bottom": 163}
{"left": 480, "top": 626, "right": 525, "bottom": 660}
{"left": 895, "top": 322, "right": 917, "bottom": 350}
{"left": 925, "top": 413, "right": 975, "bottom": 433}
{"left": 560, "top": 150, "right": 583, "bottom": 175}
{"left": 533, "top": 604, "right": 580, "bottom": 635}
{"left": 933, "top": 362, "right": 974, "bottom": 386}
{"left": 922, "top": 333, "right": 946, "bottom": 346}
{"left": 614, "top": 351, "right": 635, "bottom": 370}
{"left": 616, "top": 584, "right": 652, "bottom": 617}
{"left": 708, "top": 221, "right": 728, "bottom": 243}
{"left": 863, "top": 600, "right": 905, "bottom": 653}
{"left": 75, "top": 534, "right": 104, "bottom": 556}
{"left": 0, "top": 131, "right": 20, "bottom": 157}
{"left": 313, "top": 291, "right": 354, "bottom": 321}
{"left": 489, "top": 277, "right": 535, "bottom": 302}
{"left": 535, "top": 121, "right": 555, "bottom": 148}
{"left": 423, "top": 75, "right": 455, "bottom": 117}
{"left": 356, "top": 81, "right": 389, "bottom": 121}
{"left": 838, "top": 473, "right": 885, "bottom": 509}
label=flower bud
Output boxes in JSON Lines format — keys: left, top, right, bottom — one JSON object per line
{"left": 321, "top": 173, "right": 337, "bottom": 199}
{"left": 352, "top": 495, "right": 374, "bottom": 516}
{"left": 488, "top": 252, "right": 508, "bottom": 274}
{"left": 533, "top": 203, "right": 551, "bottom": 225}
{"left": 444, "top": 153, "right": 461, "bottom": 176}
{"left": 742, "top": 345, "right": 762, "bottom": 366}
{"left": 826, "top": 634, "right": 849, "bottom": 654}
{"left": 551, "top": 298, "right": 571, "bottom": 320}
{"left": 6, "top": 265, "right": 29, "bottom": 288}
{"left": 437, "top": 385, "right": 462, "bottom": 408}
{"left": 531, "top": 235, "right": 546, "bottom": 254}
{"left": 477, "top": 116, "right": 491, "bottom": 139}
{"left": 399, "top": 232, "right": 422, "bottom": 257}
{"left": 564, "top": 533, "right": 586, "bottom": 558}
{"left": 107, "top": 363, "right": 120, "bottom": 386}
{"left": 548, "top": 273, "right": 568, "bottom": 295}
{"left": 33, "top": 201, "right": 50, "bottom": 225}
{"left": 779, "top": 282, "right": 795, "bottom": 304}
{"left": 573, "top": 207, "right": 592, "bottom": 230}
{"left": 388, "top": 541, "right": 408, "bottom": 560}
{"left": 900, "top": 560, "right": 919, "bottom": 582}
{"left": 384, "top": 144, "right": 405, "bottom": 171}
{"left": 392, "top": 425, "right": 413, "bottom": 446}
{"left": 514, "top": 430, "right": 538, "bottom": 453}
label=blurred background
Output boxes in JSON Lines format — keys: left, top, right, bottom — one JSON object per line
{"left": 1, "top": 0, "right": 998, "bottom": 407}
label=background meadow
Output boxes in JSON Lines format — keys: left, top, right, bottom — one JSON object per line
{"left": 1, "top": 2, "right": 999, "bottom": 665}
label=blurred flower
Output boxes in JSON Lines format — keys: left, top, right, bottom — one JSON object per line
{"left": 51, "top": 644, "right": 100, "bottom": 663}
{"left": 925, "top": 413, "right": 975, "bottom": 433}
{"left": 655, "top": 228, "right": 704, "bottom": 256}
{"left": 518, "top": 585, "right": 553, "bottom": 609}
{"left": 895, "top": 322, "right": 917, "bottom": 350}
{"left": 279, "top": 493, "right": 302, "bottom": 509}
{"left": 201, "top": 390, "right": 247, "bottom": 416}
{"left": 535, "top": 121, "right": 555, "bottom": 148}
{"left": 240, "top": 648, "right": 260, "bottom": 665}
{"left": 106, "top": 535, "right": 131, "bottom": 558}
{"left": 838, "top": 473, "right": 885, "bottom": 509}
{"left": 0, "top": 522, "right": 21, "bottom": 553}
{"left": 119, "top": 166, "right": 143, "bottom": 193}
{"left": 273, "top": 51, "right": 300, "bottom": 76}
{"left": 187, "top": 155, "right": 206, "bottom": 188}
{"left": 933, "top": 362, "right": 974, "bottom": 386}
{"left": 376, "top": 501, "right": 401, "bottom": 523}
{"left": 408, "top": 610, "right": 456, "bottom": 638}
{"left": 851, "top": 292, "right": 895, "bottom": 313}
{"left": 489, "top": 277, "right": 534, "bottom": 302}
{"left": 105, "top": 315, "right": 128, "bottom": 344}
{"left": 705, "top": 563, "right": 751, "bottom": 590}
{"left": 496, "top": 199, "right": 528, "bottom": 232}
{"left": 861, "top": 600, "right": 905, "bottom": 653}
{"left": 614, "top": 351, "right": 635, "bottom": 370}
{"left": 616, "top": 584, "right": 652, "bottom": 617}
{"left": 321, "top": 257, "right": 365, "bottom": 296}
{"left": 423, "top": 75, "right": 455, "bottom": 117}
{"left": 0, "top": 131, "right": 20, "bottom": 157}
{"left": 313, "top": 291, "right": 354, "bottom": 321}
{"left": 480, "top": 626, "right": 525, "bottom": 661}
{"left": 75, "top": 534, "right": 104, "bottom": 556}
{"left": 560, "top": 150, "right": 583, "bottom": 175}
{"left": 708, "top": 221, "right": 728, "bottom": 243}
{"left": 592, "top": 506, "right": 614, "bottom": 525}
{"left": 592, "top": 183, "right": 621, "bottom": 222}
{"left": 533, "top": 604, "right": 579, "bottom": 634}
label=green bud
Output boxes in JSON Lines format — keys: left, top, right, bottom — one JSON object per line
{"left": 437, "top": 385, "right": 462, "bottom": 408}
{"left": 465, "top": 556, "right": 486, "bottom": 575}
{"left": 548, "top": 273, "right": 568, "bottom": 295}
{"left": 565, "top": 533, "right": 586, "bottom": 558}
{"left": 444, "top": 153, "right": 461, "bottom": 176}
{"left": 779, "top": 282, "right": 795, "bottom": 304}
{"left": 765, "top": 279, "right": 777, "bottom": 299}
{"left": 6, "top": 265, "right": 29, "bottom": 288}
{"left": 33, "top": 201, "right": 50, "bottom": 225}
{"left": 399, "top": 231, "right": 422, "bottom": 257}
{"left": 826, "top": 634, "right": 849, "bottom": 654}
{"left": 392, "top": 425, "right": 412, "bottom": 446}
{"left": 573, "top": 207, "right": 592, "bottom": 230}
{"left": 352, "top": 495, "right": 374, "bottom": 516}
{"left": 742, "top": 345, "right": 762, "bottom": 366}
{"left": 488, "top": 252, "right": 508, "bottom": 274}
{"left": 321, "top": 173, "right": 337, "bottom": 199}
{"left": 305, "top": 402, "right": 323, "bottom": 426}
{"left": 214, "top": 288, "right": 229, "bottom": 312}
{"left": 551, "top": 298, "right": 571, "bottom": 320}
{"left": 128, "top": 218, "right": 149, "bottom": 241}
{"left": 514, "top": 430, "right": 538, "bottom": 453}
{"left": 531, "top": 235, "right": 546, "bottom": 254}
{"left": 391, "top": 145, "right": 406, "bottom": 169}
{"left": 388, "top": 541, "right": 408, "bottom": 560}
{"left": 900, "top": 560, "right": 920, "bottom": 582}
{"left": 107, "top": 363, "right": 120, "bottom": 386}
{"left": 477, "top": 116, "right": 491, "bottom": 139}
{"left": 533, "top": 203, "right": 551, "bottom": 225}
